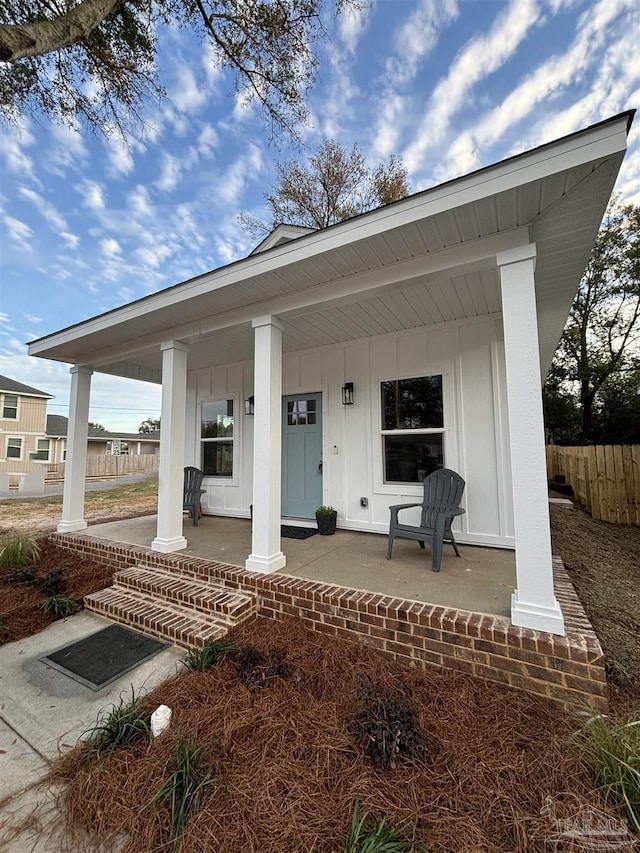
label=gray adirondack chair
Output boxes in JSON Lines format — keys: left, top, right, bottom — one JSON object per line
{"left": 183, "top": 466, "right": 206, "bottom": 526}
{"left": 386, "top": 468, "right": 465, "bottom": 571}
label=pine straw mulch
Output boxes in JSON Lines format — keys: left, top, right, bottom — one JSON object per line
{"left": 0, "top": 542, "right": 115, "bottom": 644}
{"left": 51, "top": 617, "right": 633, "bottom": 853}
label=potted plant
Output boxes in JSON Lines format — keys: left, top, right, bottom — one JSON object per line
{"left": 315, "top": 505, "right": 337, "bottom": 535}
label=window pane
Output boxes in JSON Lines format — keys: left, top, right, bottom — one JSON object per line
{"left": 201, "top": 400, "right": 234, "bottom": 438}
{"left": 7, "top": 438, "right": 21, "bottom": 458}
{"left": 384, "top": 434, "right": 443, "bottom": 483}
{"left": 381, "top": 377, "right": 443, "bottom": 430}
{"left": 202, "top": 441, "right": 233, "bottom": 477}
{"left": 3, "top": 394, "right": 17, "bottom": 418}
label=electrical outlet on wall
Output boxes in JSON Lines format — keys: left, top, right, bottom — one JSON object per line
{"left": 360, "top": 497, "right": 368, "bottom": 507}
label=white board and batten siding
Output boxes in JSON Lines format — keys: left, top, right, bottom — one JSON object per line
{"left": 186, "top": 316, "right": 515, "bottom": 549}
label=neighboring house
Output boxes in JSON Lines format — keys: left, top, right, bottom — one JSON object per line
{"left": 0, "top": 375, "right": 54, "bottom": 476}
{"left": 46, "top": 415, "right": 160, "bottom": 459}
{"left": 28, "top": 112, "right": 635, "bottom": 637}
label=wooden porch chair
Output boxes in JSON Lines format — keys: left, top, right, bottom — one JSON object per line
{"left": 183, "top": 466, "right": 206, "bottom": 526}
{"left": 386, "top": 468, "right": 466, "bottom": 572}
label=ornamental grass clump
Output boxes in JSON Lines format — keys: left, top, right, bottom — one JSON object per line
{"left": 183, "top": 637, "right": 237, "bottom": 672}
{"left": 144, "top": 734, "right": 215, "bottom": 851}
{"left": 576, "top": 713, "right": 640, "bottom": 833}
{"left": 344, "top": 799, "right": 422, "bottom": 853}
{"left": 0, "top": 534, "right": 41, "bottom": 572}
{"left": 40, "top": 595, "right": 81, "bottom": 618}
{"left": 84, "top": 691, "right": 151, "bottom": 759}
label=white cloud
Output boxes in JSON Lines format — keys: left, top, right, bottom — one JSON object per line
{"left": 0, "top": 121, "right": 37, "bottom": 182}
{"left": 61, "top": 231, "right": 80, "bottom": 249}
{"left": 18, "top": 186, "right": 68, "bottom": 232}
{"left": 128, "top": 184, "right": 154, "bottom": 218}
{"left": 198, "top": 124, "right": 219, "bottom": 157}
{"left": 25, "top": 314, "right": 42, "bottom": 323}
{"left": 105, "top": 133, "right": 135, "bottom": 176}
{"left": 339, "top": 2, "right": 375, "bottom": 53}
{"left": 441, "top": 0, "right": 637, "bottom": 178}
{"left": 3, "top": 216, "right": 33, "bottom": 251}
{"left": 136, "top": 243, "right": 173, "bottom": 269}
{"left": 155, "top": 152, "right": 183, "bottom": 192}
{"left": 47, "top": 123, "right": 88, "bottom": 172}
{"left": 170, "top": 66, "right": 207, "bottom": 114}
{"left": 404, "top": 0, "right": 542, "bottom": 173}
{"left": 101, "top": 238, "right": 122, "bottom": 259}
{"left": 216, "top": 145, "right": 263, "bottom": 206}
{"left": 78, "top": 180, "right": 106, "bottom": 210}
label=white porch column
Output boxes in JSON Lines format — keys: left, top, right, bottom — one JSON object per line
{"left": 58, "top": 365, "right": 93, "bottom": 533}
{"left": 246, "top": 315, "right": 286, "bottom": 573}
{"left": 152, "top": 340, "right": 189, "bottom": 553}
{"left": 498, "top": 244, "right": 565, "bottom": 635}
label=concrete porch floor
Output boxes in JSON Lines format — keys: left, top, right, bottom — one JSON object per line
{"left": 86, "top": 515, "right": 517, "bottom": 618}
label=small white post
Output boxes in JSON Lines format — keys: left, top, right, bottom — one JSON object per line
{"left": 498, "top": 244, "right": 565, "bottom": 635}
{"left": 152, "top": 340, "right": 189, "bottom": 553}
{"left": 246, "top": 315, "right": 286, "bottom": 573}
{"left": 58, "top": 365, "right": 92, "bottom": 533}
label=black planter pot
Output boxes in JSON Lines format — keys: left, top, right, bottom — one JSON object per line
{"left": 316, "top": 510, "right": 337, "bottom": 535}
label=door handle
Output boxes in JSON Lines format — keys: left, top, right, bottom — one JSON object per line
{"left": 317, "top": 461, "right": 322, "bottom": 474}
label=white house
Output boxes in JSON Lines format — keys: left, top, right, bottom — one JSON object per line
{"left": 28, "top": 111, "right": 634, "bottom": 638}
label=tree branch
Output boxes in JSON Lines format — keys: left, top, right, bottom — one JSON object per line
{"left": 0, "top": 0, "right": 124, "bottom": 62}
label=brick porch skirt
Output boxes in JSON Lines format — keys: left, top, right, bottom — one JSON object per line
{"left": 50, "top": 532, "right": 607, "bottom": 712}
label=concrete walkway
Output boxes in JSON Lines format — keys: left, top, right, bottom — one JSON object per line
{"left": 0, "top": 612, "right": 183, "bottom": 851}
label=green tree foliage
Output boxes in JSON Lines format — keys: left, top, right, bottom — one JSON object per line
{"left": 241, "top": 138, "right": 410, "bottom": 238}
{"left": 544, "top": 199, "right": 639, "bottom": 444}
{"left": 0, "top": 0, "right": 360, "bottom": 136}
{"left": 88, "top": 421, "right": 106, "bottom": 430}
{"left": 138, "top": 417, "right": 160, "bottom": 433}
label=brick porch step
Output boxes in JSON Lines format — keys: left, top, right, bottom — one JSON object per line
{"left": 84, "top": 566, "right": 257, "bottom": 649}
{"left": 114, "top": 566, "right": 255, "bottom": 621}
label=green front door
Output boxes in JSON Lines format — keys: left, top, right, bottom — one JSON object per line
{"left": 282, "top": 393, "right": 323, "bottom": 518}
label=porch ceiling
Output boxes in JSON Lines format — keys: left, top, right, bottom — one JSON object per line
{"left": 29, "top": 113, "right": 632, "bottom": 382}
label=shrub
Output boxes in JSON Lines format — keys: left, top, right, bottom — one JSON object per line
{"left": 0, "top": 534, "right": 41, "bottom": 571}
{"left": 39, "top": 568, "right": 65, "bottom": 596}
{"left": 236, "top": 644, "right": 291, "bottom": 689}
{"left": 4, "top": 565, "right": 39, "bottom": 586}
{"left": 145, "top": 734, "right": 215, "bottom": 850}
{"left": 576, "top": 713, "right": 640, "bottom": 833}
{"left": 84, "top": 691, "right": 151, "bottom": 758}
{"left": 344, "top": 800, "right": 421, "bottom": 853}
{"left": 183, "top": 637, "right": 237, "bottom": 672}
{"left": 40, "top": 596, "right": 82, "bottom": 618}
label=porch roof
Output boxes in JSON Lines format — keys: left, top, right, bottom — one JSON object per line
{"left": 29, "top": 112, "right": 633, "bottom": 381}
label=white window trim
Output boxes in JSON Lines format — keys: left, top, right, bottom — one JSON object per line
{"left": 199, "top": 396, "right": 239, "bottom": 485}
{"left": 5, "top": 436, "right": 23, "bottom": 461}
{"left": 29, "top": 438, "right": 51, "bottom": 462}
{"left": 372, "top": 368, "right": 455, "bottom": 495}
{"left": 1, "top": 393, "right": 19, "bottom": 420}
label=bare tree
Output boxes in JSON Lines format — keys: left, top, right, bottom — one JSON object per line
{"left": 0, "top": 0, "right": 360, "bottom": 136}
{"left": 241, "top": 138, "right": 409, "bottom": 239}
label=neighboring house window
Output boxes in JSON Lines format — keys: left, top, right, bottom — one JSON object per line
{"left": 6, "top": 437, "right": 22, "bottom": 460}
{"left": 381, "top": 376, "right": 444, "bottom": 484}
{"left": 201, "top": 400, "right": 234, "bottom": 477}
{"left": 2, "top": 394, "right": 18, "bottom": 419}
{"left": 29, "top": 439, "right": 50, "bottom": 461}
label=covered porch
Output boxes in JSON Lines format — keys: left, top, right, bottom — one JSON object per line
{"left": 82, "top": 513, "right": 517, "bottom": 617}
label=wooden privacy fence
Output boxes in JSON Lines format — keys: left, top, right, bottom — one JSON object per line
{"left": 546, "top": 444, "right": 640, "bottom": 525}
{"left": 48, "top": 453, "right": 159, "bottom": 480}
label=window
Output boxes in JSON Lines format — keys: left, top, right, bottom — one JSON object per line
{"left": 381, "top": 376, "right": 444, "bottom": 484}
{"left": 29, "top": 439, "right": 50, "bottom": 461}
{"left": 2, "top": 394, "right": 18, "bottom": 419}
{"left": 287, "top": 398, "right": 317, "bottom": 426}
{"left": 6, "top": 437, "right": 22, "bottom": 459}
{"left": 201, "top": 399, "right": 234, "bottom": 477}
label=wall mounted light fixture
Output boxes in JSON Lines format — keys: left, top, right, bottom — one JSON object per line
{"left": 341, "top": 382, "right": 355, "bottom": 406}
{"left": 244, "top": 396, "right": 255, "bottom": 416}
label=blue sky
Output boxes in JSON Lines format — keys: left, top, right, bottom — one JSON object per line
{"left": 1, "top": 0, "right": 638, "bottom": 432}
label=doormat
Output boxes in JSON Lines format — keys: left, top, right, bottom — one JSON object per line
{"left": 42, "top": 624, "right": 169, "bottom": 691}
{"left": 281, "top": 525, "right": 318, "bottom": 540}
